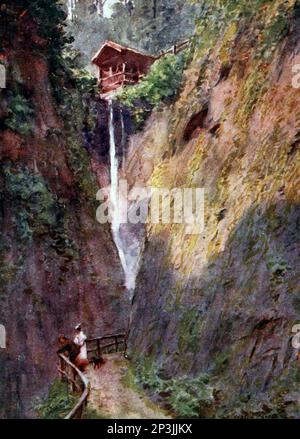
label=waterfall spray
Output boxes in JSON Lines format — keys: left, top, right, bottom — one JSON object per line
{"left": 67, "top": 0, "right": 77, "bottom": 21}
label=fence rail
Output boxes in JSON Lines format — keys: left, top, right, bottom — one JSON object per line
{"left": 87, "top": 332, "right": 127, "bottom": 359}
{"left": 58, "top": 353, "right": 90, "bottom": 419}
{"left": 159, "top": 38, "right": 192, "bottom": 58}
{"left": 99, "top": 72, "right": 141, "bottom": 93}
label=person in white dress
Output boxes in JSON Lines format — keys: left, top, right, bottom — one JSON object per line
{"left": 73, "top": 324, "right": 88, "bottom": 364}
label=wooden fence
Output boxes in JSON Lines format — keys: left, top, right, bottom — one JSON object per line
{"left": 159, "top": 38, "right": 192, "bottom": 58}
{"left": 58, "top": 353, "right": 90, "bottom": 419}
{"left": 86, "top": 333, "right": 127, "bottom": 359}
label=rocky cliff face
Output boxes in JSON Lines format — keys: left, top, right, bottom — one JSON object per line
{"left": 0, "top": 6, "right": 128, "bottom": 418}
{"left": 126, "top": 1, "right": 300, "bottom": 417}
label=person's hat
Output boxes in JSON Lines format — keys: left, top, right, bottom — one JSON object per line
{"left": 75, "top": 323, "right": 82, "bottom": 330}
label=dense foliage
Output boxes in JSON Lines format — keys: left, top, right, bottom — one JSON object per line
{"left": 0, "top": 1, "right": 71, "bottom": 66}
{"left": 0, "top": 1, "right": 97, "bottom": 136}
{"left": 109, "top": 0, "right": 203, "bottom": 54}
{"left": 36, "top": 379, "right": 76, "bottom": 419}
{"left": 133, "top": 358, "right": 213, "bottom": 418}
{"left": 117, "top": 51, "right": 188, "bottom": 126}
{"left": 36, "top": 379, "right": 103, "bottom": 419}
{"left": 66, "top": 0, "right": 203, "bottom": 69}
{"left": 4, "top": 91, "right": 34, "bottom": 136}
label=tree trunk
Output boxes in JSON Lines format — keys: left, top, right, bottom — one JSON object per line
{"left": 96, "top": 0, "right": 106, "bottom": 16}
{"left": 153, "top": 0, "right": 157, "bottom": 18}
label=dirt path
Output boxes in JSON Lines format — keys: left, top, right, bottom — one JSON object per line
{"left": 86, "top": 353, "right": 171, "bottom": 419}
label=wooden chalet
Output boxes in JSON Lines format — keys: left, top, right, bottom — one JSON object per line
{"left": 92, "top": 41, "right": 157, "bottom": 95}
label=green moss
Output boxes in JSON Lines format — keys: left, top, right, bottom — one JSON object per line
{"left": 218, "top": 21, "right": 238, "bottom": 64}
{"left": 258, "top": 2, "right": 291, "bottom": 60}
{"left": 50, "top": 78, "right": 98, "bottom": 204}
{"left": 178, "top": 307, "right": 201, "bottom": 354}
{"left": 212, "top": 351, "right": 230, "bottom": 375}
{"left": 235, "top": 67, "right": 269, "bottom": 127}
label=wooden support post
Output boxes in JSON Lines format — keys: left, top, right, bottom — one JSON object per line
{"left": 115, "top": 336, "right": 118, "bottom": 353}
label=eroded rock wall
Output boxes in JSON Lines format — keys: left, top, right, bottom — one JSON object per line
{"left": 0, "top": 8, "right": 128, "bottom": 418}
{"left": 126, "top": 1, "right": 300, "bottom": 417}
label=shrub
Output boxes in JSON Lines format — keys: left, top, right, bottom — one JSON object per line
{"left": 117, "top": 51, "right": 188, "bottom": 127}
{"left": 134, "top": 357, "right": 214, "bottom": 418}
{"left": 3, "top": 163, "right": 58, "bottom": 239}
{"left": 4, "top": 92, "right": 34, "bottom": 136}
{"left": 36, "top": 379, "right": 76, "bottom": 419}
{"left": 165, "top": 375, "right": 213, "bottom": 418}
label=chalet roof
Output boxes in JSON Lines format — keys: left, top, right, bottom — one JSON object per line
{"left": 92, "top": 40, "right": 156, "bottom": 66}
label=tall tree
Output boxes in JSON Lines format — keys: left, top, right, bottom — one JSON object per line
{"left": 64, "top": 0, "right": 203, "bottom": 70}
{"left": 95, "top": 0, "right": 108, "bottom": 16}
{"left": 153, "top": 0, "right": 157, "bottom": 19}
{"left": 110, "top": 0, "right": 202, "bottom": 54}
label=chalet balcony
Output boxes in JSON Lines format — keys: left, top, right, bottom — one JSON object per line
{"left": 99, "top": 71, "right": 144, "bottom": 94}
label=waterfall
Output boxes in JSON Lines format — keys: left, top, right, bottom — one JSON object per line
{"left": 121, "top": 108, "right": 126, "bottom": 173}
{"left": 108, "top": 100, "right": 128, "bottom": 285}
{"left": 67, "top": 0, "right": 77, "bottom": 20}
{"left": 108, "top": 100, "right": 143, "bottom": 294}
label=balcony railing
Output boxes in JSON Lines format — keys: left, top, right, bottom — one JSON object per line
{"left": 100, "top": 71, "right": 142, "bottom": 93}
